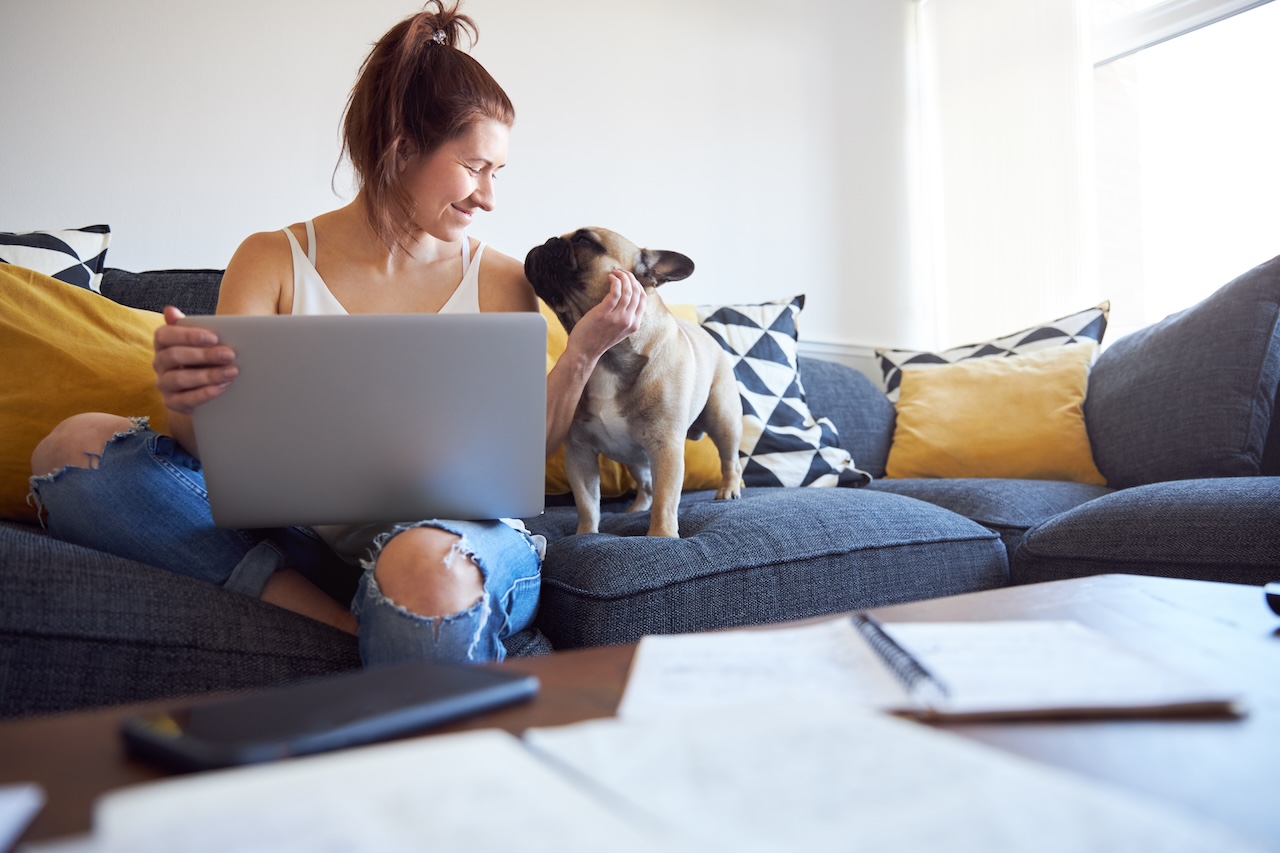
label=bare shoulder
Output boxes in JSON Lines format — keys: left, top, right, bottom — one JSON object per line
{"left": 218, "top": 229, "right": 293, "bottom": 315}
{"left": 478, "top": 244, "right": 537, "bottom": 312}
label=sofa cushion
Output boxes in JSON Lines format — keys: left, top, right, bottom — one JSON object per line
{"left": 1085, "top": 254, "right": 1280, "bottom": 488}
{"left": 874, "top": 302, "right": 1110, "bottom": 402}
{"left": 524, "top": 487, "right": 1008, "bottom": 648}
{"left": 886, "top": 341, "right": 1105, "bottom": 485}
{"left": 0, "top": 521, "right": 362, "bottom": 717}
{"left": 1011, "top": 477, "right": 1280, "bottom": 586}
{"left": 100, "top": 267, "right": 224, "bottom": 316}
{"left": 696, "top": 296, "right": 869, "bottom": 488}
{"left": 2, "top": 266, "right": 172, "bottom": 523}
{"left": 799, "top": 356, "right": 896, "bottom": 479}
{"left": 868, "top": 478, "right": 1112, "bottom": 554}
{"left": 0, "top": 225, "right": 111, "bottom": 292}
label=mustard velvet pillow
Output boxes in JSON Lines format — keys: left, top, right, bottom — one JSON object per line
{"left": 2, "top": 266, "right": 170, "bottom": 522}
{"left": 540, "top": 300, "right": 724, "bottom": 496}
{"left": 885, "top": 340, "right": 1106, "bottom": 485}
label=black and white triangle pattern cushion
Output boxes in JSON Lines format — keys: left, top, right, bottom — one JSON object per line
{"left": 697, "top": 295, "right": 871, "bottom": 488}
{"left": 875, "top": 301, "right": 1110, "bottom": 402}
{"left": 0, "top": 225, "right": 111, "bottom": 293}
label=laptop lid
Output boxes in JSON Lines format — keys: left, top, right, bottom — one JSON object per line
{"left": 181, "top": 313, "right": 547, "bottom": 528}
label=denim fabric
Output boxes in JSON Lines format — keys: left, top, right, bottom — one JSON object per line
{"left": 353, "top": 519, "right": 542, "bottom": 666}
{"left": 28, "top": 420, "right": 287, "bottom": 593}
{"left": 28, "top": 423, "right": 540, "bottom": 665}
{"left": 1085, "top": 254, "right": 1280, "bottom": 488}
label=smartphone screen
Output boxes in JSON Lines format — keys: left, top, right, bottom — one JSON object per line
{"left": 122, "top": 660, "right": 538, "bottom": 772}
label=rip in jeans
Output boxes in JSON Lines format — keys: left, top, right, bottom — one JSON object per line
{"left": 26, "top": 416, "right": 152, "bottom": 526}
{"left": 362, "top": 521, "right": 491, "bottom": 652}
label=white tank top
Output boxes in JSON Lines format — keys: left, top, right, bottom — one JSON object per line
{"left": 282, "top": 220, "right": 483, "bottom": 316}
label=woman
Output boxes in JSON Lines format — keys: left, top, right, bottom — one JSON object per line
{"left": 28, "top": 2, "right": 645, "bottom": 665}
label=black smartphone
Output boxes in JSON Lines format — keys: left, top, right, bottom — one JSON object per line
{"left": 121, "top": 660, "right": 538, "bottom": 772}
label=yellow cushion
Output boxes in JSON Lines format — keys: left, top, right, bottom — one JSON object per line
{"left": 884, "top": 340, "right": 1106, "bottom": 485}
{"left": 541, "top": 300, "right": 726, "bottom": 496}
{"left": 2, "top": 266, "right": 171, "bottom": 522}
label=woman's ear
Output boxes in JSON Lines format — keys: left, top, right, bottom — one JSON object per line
{"left": 396, "top": 140, "right": 414, "bottom": 173}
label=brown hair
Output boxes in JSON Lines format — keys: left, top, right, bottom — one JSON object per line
{"left": 341, "top": 1, "right": 515, "bottom": 251}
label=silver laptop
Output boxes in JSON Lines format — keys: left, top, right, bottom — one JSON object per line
{"left": 181, "top": 313, "right": 547, "bottom": 528}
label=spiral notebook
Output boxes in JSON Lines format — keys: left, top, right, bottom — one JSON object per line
{"left": 617, "top": 615, "right": 1244, "bottom": 721}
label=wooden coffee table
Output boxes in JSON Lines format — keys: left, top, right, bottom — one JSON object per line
{"left": 2, "top": 573, "right": 1277, "bottom": 849}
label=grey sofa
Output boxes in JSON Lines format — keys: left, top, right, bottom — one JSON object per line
{"left": 3, "top": 257, "right": 1278, "bottom": 719}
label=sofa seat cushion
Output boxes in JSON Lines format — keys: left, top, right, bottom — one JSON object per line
{"left": 0, "top": 521, "right": 361, "bottom": 717}
{"left": 0, "top": 522, "right": 551, "bottom": 718}
{"left": 1011, "top": 477, "right": 1280, "bottom": 586}
{"left": 524, "top": 487, "right": 1008, "bottom": 648}
{"left": 866, "top": 478, "right": 1112, "bottom": 553}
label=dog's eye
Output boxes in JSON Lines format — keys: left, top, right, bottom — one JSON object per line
{"left": 572, "top": 232, "right": 597, "bottom": 248}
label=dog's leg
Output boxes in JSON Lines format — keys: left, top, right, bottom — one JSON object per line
{"left": 564, "top": 439, "right": 603, "bottom": 535}
{"left": 645, "top": 442, "right": 685, "bottom": 538}
{"left": 625, "top": 462, "right": 654, "bottom": 513}
{"left": 703, "top": 365, "right": 744, "bottom": 501}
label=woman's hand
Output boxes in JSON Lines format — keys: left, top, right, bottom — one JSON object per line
{"left": 565, "top": 268, "right": 647, "bottom": 360}
{"left": 153, "top": 306, "right": 239, "bottom": 415}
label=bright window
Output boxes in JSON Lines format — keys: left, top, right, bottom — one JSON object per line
{"left": 1093, "top": 0, "right": 1280, "bottom": 339}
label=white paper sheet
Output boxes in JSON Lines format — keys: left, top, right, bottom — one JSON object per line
{"left": 525, "top": 702, "right": 1264, "bottom": 853}
{"left": 0, "top": 783, "right": 43, "bottom": 852}
{"left": 617, "top": 618, "right": 910, "bottom": 718}
{"left": 92, "top": 729, "right": 687, "bottom": 853}
{"left": 618, "top": 618, "right": 1239, "bottom": 720}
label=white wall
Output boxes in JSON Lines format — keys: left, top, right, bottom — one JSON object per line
{"left": 0, "top": 0, "right": 911, "bottom": 352}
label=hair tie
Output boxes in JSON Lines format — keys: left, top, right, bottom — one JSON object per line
{"left": 432, "top": 29, "right": 447, "bottom": 44}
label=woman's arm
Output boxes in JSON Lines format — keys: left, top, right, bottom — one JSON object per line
{"left": 479, "top": 248, "right": 646, "bottom": 456}
{"left": 155, "top": 231, "right": 290, "bottom": 455}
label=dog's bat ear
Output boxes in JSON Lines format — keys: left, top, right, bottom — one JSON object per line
{"left": 636, "top": 249, "right": 695, "bottom": 286}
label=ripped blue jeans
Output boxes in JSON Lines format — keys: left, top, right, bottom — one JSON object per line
{"left": 28, "top": 420, "right": 542, "bottom": 665}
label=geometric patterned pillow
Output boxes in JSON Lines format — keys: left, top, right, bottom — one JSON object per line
{"left": 875, "top": 301, "right": 1110, "bottom": 403}
{"left": 697, "top": 295, "right": 872, "bottom": 488}
{"left": 0, "top": 224, "right": 111, "bottom": 293}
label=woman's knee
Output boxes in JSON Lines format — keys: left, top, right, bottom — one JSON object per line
{"left": 31, "top": 413, "right": 136, "bottom": 476}
{"left": 373, "top": 526, "right": 484, "bottom": 618}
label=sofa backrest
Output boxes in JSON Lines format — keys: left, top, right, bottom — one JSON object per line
{"left": 100, "top": 268, "right": 224, "bottom": 316}
{"left": 1085, "top": 253, "right": 1280, "bottom": 489}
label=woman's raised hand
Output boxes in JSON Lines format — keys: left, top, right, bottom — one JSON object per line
{"left": 153, "top": 306, "right": 239, "bottom": 414}
{"left": 568, "top": 268, "right": 647, "bottom": 359}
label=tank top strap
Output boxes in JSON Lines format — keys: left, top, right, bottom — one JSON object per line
{"left": 304, "top": 220, "right": 317, "bottom": 266}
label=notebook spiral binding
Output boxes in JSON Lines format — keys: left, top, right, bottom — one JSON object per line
{"left": 850, "top": 613, "right": 950, "bottom": 701}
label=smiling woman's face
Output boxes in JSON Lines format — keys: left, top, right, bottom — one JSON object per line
{"left": 401, "top": 117, "right": 510, "bottom": 243}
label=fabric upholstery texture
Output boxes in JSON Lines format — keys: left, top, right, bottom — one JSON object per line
{"left": 868, "top": 477, "right": 1113, "bottom": 555}
{"left": 100, "top": 267, "right": 224, "bottom": 315}
{"left": 798, "top": 357, "right": 896, "bottom": 479}
{"left": 0, "top": 225, "right": 110, "bottom": 292}
{"left": 875, "top": 302, "right": 1110, "bottom": 402}
{"left": 1085, "top": 254, "right": 1280, "bottom": 489}
{"left": 525, "top": 487, "right": 1007, "bottom": 648}
{"left": 1012, "top": 477, "right": 1280, "bottom": 587}
{"left": 1, "top": 267, "right": 170, "bottom": 523}
{"left": 886, "top": 341, "right": 1106, "bottom": 485}
{"left": 0, "top": 520, "right": 362, "bottom": 717}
